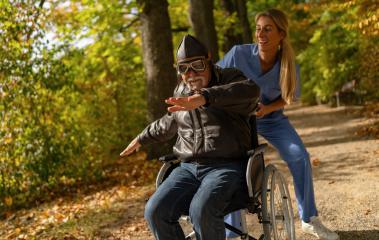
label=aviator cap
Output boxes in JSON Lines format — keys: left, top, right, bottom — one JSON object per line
{"left": 177, "top": 34, "right": 208, "bottom": 63}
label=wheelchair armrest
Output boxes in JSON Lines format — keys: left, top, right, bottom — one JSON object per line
{"left": 158, "top": 154, "right": 177, "bottom": 162}
{"left": 246, "top": 143, "right": 268, "bottom": 156}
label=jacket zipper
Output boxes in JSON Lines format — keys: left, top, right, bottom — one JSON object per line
{"left": 195, "top": 109, "right": 206, "bottom": 153}
{"left": 188, "top": 110, "right": 198, "bottom": 156}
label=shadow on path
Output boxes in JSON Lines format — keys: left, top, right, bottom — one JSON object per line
{"left": 337, "top": 230, "right": 379, "bottom": 240}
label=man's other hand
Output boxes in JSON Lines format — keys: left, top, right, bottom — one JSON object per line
{"left": 165, "top": 94, "right": 206, "bottom": 112}
{"left": 120, "top": 137, "right": 141, "bottom": 157}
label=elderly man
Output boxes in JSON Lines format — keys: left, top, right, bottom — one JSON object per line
{"left": 120, "top": 35, "right": 260, "bottom": 240}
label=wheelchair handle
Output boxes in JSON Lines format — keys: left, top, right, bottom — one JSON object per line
{"left": 158, "top": 154, "right": 177, "bottom": 162}
{"left": 247, "top": 143, "right": 268, "bottom": 156}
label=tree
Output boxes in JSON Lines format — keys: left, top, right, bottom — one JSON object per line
{"left": 219, "top": 0, "right": 252, "bottom": 52}
{"left": 137, "top": 0, "right": 176, "bottom": 122}
{"left": 0, "top": 0, "right": 87, "bottom": 210}
{"left": 189, "top": 0, "right": 219, "bottom": 61}
{"left": 235, "top": 0, "right": 252, "bottom": 44}
{"left": 137, "top": 0, "right": 177, "bottom": 157}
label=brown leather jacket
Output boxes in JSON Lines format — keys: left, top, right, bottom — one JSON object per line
{"left": 138, "top": 66, "right": 260, "bottom": 163}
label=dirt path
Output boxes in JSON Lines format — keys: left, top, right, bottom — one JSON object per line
{"left": 1, "top": 104, "right": 378, "bottom": 240}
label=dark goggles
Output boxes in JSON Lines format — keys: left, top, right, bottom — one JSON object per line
{"left": 177, "top": 59, "right": 206, "bottom": 74}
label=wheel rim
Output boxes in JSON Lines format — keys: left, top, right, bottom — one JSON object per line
{"left": 280, "top": 173, "right": 295, "bottom": 239}
{"left": 273, "top": 172, "right": 296, "bottom": 240}
{"left": 261, "top": 165, "right": 275, "bottom": 240}
{"left": 262, "top": 165, "right": 295, "bottom": 240}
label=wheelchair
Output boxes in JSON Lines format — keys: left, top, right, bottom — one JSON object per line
{"left": 155, "top": 117, "right": 295, "bottom": 240}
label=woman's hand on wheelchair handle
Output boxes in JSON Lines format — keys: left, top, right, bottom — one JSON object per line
{"left": 255, "top": 102, "right": 271, "bottom": 118}
{"left": 120, "top": 137, "right": 141, "bottom": 157}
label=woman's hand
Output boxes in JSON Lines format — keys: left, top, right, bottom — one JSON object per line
{"left": 165, "top": 94, "right": 206, "bottom": 112}
{"left": 255, "top": 98, "right": 287, "bottom": 118}
{"left": 120, "top": 137, "right": 141, "bottom": 157}
{"left": 255, "top": 102, "right": 271, "bottom": 118}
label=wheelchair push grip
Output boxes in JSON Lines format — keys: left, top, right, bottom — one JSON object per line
{"left": 158, "top": 154, "right": 177, "bottom": 162}
{"left": 247, "top": 144, "right": 268, "bottom": 156}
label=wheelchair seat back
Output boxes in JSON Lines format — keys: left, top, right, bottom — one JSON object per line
{"left": 247, "top": 116, "right": 265, "bottom": 201}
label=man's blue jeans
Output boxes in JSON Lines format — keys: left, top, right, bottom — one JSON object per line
{"left": 144, "top": 161, "right": 249, "bottom": 240}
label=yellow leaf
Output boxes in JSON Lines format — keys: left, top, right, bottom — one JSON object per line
{"left": 311, "top": 158, "right": 320, "bottom": 167}
{"left": 4, "top": 196, "right": 13, "bottom": 206}
{"left": 133, "top": 36, "right": 141, "bottom": 45}
{"left": 4, "top": 135, "right": 12, "bottom": 144}
{"left": 55, "top": 212, "right": 66, "bottom": 222}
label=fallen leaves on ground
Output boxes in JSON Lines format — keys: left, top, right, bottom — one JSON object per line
{"left": 356, "top": 102, "right": 379, "bottom": 138}
{"left": 0, "top": 151, "right": 159, "bottom": 239}
{"left": 0, "top": 184, "right": 154, "bottom": 239}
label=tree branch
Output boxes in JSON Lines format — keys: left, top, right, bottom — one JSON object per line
{"left": 172, "top": 26, "right": 190, "bottom": 32}
{"left": 119, "top": 17, "right": 140, "bottom": 32}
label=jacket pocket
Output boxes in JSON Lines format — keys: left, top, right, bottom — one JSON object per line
{"left": 204, "top": 127, "right": 220, "bottom": 152}
{"left": 174, "top": 129, "right": 194, "bottom": 157}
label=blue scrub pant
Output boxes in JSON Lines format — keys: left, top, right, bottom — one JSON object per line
{"left": 225, "top": 117, "right": 317, "bottom": 236}
{"left": 145, "top": 161, "right": 249, "bottom": 240}
{"left": 257, "top": 117, "right": 318, "bottom": 222}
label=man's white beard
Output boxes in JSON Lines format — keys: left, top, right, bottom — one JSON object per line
{"left": 185, "top": 76, "right": 207, "bottom": 91}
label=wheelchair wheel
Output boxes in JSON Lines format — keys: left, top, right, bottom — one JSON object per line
{"left": 261, "top": 164, "right": 295, "bottom": 240}
{"left": 155, "top": 160, "right": 180, "bottom": 188}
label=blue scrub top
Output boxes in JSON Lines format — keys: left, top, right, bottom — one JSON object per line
{"left": 217, "top": 44, "right": 300, "bottom": 122}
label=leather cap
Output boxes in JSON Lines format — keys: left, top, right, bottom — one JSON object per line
{"left": 177, "top": 34, "right": 208, "bottom": 63}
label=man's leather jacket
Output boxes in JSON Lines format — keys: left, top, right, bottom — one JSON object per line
{"left": 138, "top": 65, "right": 260, "bottom": 163}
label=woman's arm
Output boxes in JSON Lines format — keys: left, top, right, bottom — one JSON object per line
{"left": 256, "top": 97, "right": 287, "bottom": 118}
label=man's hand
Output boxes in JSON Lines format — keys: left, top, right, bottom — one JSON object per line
{"left": 120, "top": 137, "right": 141, "bottom": 157}
{"left": 165, "top": 94, "right": 206, "bottom": 112}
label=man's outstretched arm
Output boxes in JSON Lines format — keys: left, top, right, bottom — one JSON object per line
{"left": 166, "top": 80, "right": 260, "bottom": 115}
{"left": 119, "top": 113, "right": 178, "bottom": 157}
{"left": 120, "top": 136, "right": 141, "bottom": 157}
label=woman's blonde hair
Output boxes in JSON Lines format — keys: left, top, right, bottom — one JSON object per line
{"left": 255, "top": 9, "right": 297, "bottom": 104}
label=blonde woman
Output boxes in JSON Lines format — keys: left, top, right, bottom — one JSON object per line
{"left": 218, "top": 9, "right": 339, "bottom": 240}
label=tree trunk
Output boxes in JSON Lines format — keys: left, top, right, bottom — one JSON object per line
{"left": 220, "top": 0, "right": 243, "bottom": 52}
{"left": 235, "top": 0, "right": 252, "bottom": 44}
{"left": 137, "top": 0, "right": 177, "bottom": 158}
{"left": 219, "top": 0, "right": 252, "bottom": 52}
{"left": 189, "top": 0, "right": 219, "bottom": 62}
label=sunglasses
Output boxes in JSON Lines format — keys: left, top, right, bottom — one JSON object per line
{"left": 177, "top": 59, "right": 207, "bottom": 74}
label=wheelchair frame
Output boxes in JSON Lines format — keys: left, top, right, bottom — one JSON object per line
{"left": 155, "top": 117, "right": 295, "bottom": 240}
